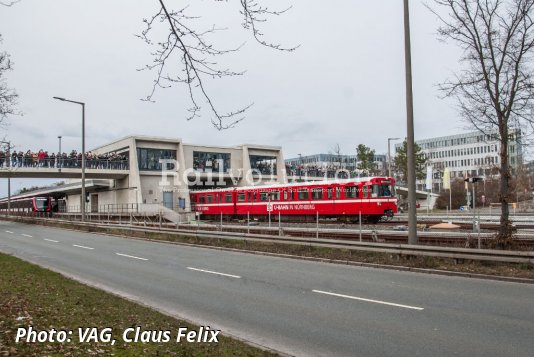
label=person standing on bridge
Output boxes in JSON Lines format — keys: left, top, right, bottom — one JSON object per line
{"left": 37, "top": 150, "right": 44, "bottom": 167}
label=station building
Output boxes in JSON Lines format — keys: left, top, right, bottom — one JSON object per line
{"left": 3, "top": 136, "right": 286, "bottom": 220}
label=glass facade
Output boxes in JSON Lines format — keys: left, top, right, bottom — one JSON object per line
{"left": 193, "top": 151, "right": 231, "bottom": 173}
{"left": 250, "top": 155, "right": 277, "bottom": 175}
{"left": 137, "top": 148, "right": 176, "bottom": 171}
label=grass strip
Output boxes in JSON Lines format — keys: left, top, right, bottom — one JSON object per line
{"left": 0, "top": 253, "right": 276, "bottom": 356}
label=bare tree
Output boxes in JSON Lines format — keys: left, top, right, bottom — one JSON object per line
{"left": 0, "top": 1, "right": 21, "bottom": 6}
{"left": 330, "top": 143, "right": 343, "bottom": 168}
{"left": 428, "top": 0, "right": 534, "bottom": 245}
{"left": 0, "top": 34, "right": 18, "bottom": 125}
{"left": 138, "top": 0, "right": 297, "bottom": 130}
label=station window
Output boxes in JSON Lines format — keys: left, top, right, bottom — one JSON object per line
{"left": 250, "top": 155, "right": 277, "bottom": 175}
{"left": 298, "top": 189, "right": 309, "bottom": 200}
{"left": 137, "top": 148, "right": 176, "bottom": 171}
{"left": 225, "top": 193, "right": 233, "bottom": 203}
{"left": 311, "top": 188, "right": 323, "bottom": 200}
{"left": 193, "top": 151, "right": 231, "bottom": 173}
{"left": 237, "top": 193, "right": 246, "bottom": 202}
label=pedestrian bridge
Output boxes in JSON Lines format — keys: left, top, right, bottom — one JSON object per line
{"left": 0, "top": 167, "right": 128, "bottom": 179}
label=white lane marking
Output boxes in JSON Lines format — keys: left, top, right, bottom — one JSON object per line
{"left": 312, "top": 290, "right": 424, "bottom": 311}
{"left": 44, "top": 239, "right": 59, "bottom": 243}
{"left": 72, "top": 244, "right": 94, "bottom": 250}
{"left": 21, "top": 234, "right": 33, "bottom": 238}
{"left": 5, "top": 230, "right": 14, "bottom": 234}
{"left": 115, "top": 253, "right": 148, "bottom": 261}
{"left": 187, "top": 267, "right": 241, "bottom": 279}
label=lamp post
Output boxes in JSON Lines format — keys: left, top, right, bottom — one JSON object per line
{"left": 404, "top": 0, "right": 418, "bottom": 244}
{"left": 387, "top": 137, "right": 400, "bottom": 178}
{"left": 53, "top": 96, "right": 86, "bottom": 222}
{"left": 57, "top": 135, "right": 62, "bottom": 171}
{"left": 1, "top": 141, "right": 11, "bottom": 215}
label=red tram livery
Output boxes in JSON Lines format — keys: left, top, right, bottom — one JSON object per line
{"left": 190, "top": 177, "right": 397, "bottom": 223}
{"left": 0, "top": 196, "right": 53, "bottom": 213}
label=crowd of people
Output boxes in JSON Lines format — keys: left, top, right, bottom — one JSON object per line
{"left": 0, "top": 149, "right": 128, "bottom": 170}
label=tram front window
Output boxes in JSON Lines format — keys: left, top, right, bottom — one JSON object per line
{"left": 35, "top": 198, "right": 48, "bottom": 211}
{"left": 372, "top": 184, "right": 394, "bottom": 197}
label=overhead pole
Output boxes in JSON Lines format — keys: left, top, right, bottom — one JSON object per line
{"left": 403, "top": 0, "right": 418, "bottom": 244}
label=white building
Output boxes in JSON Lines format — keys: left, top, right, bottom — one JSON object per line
{"left": 396, "top": 129, "right": 522, "bottom": 191}
{"left": 1, "top": 135, "right": 286, "bottom": 221}
{"left": 284, "top": 153, "right": 387, "bottom": 178}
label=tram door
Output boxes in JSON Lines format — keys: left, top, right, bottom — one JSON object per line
{"left": 163, "top": 191, "right": 173, "bottom": 210}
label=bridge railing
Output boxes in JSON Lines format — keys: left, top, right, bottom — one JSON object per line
{"left": 0, "top": 158, "right": 129, "bottom": 170}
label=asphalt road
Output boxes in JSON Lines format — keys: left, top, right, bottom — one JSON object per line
{"left": 1, "top": 220, "right": 533, "bottom": 357}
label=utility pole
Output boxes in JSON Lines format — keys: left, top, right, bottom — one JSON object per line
{"left": 404, "top": 0, "right": 418, "bottom": 244}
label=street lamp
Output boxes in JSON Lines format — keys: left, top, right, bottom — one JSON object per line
{"left": 404, "top": 0, "right": 418, "bottom": 244}
{"left": 1, "top": 141, "right": 11, "bottom": 215}
{"left": 57, "top": 135, "right": 62, "bottom": 171}
{"left": 387, "top": 137, "right": 400, "bottom": 178}
{"left": 53, "top": 96, "right": 86, "bottom": 222}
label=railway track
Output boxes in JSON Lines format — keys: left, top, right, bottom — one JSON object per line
{"left": 180, "top": 223, "right": 534, "bottom": 248}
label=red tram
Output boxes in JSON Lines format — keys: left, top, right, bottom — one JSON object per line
{"left": 0, "top": 196, "right": 53, "bottom": 213}
{"left": 190, "top": 177, "right": 397, "bottom": 223}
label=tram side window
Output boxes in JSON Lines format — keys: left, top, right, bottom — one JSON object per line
{"left": 345, "top": 186, "right": 357, "bottom": 198}
{"left": 271, "top": 191, "right": 280, "bottom": 201}
{"left": 311, "top": 188, "right": 322, "bottom": 200}
{"left": 283, "top": 190, "right": 288, "bottom": 200}
{"left": 336, "top": 187, "right": 341, "bottom": 199}
{"left": 363, "top": 186, "right": 368, "bottom": 198}
{"left": 237, "top": 193, "right": 245, "bottom": 202}
{"left": 207, "top": 195, "right": 213, "bottom": 203}
{"left": 371, "top": 185, "right": 381, "bottom": 198}
{"left": 327, "top": 188, "right": 332, "bottom": 199}
{"left": 248, "top": 192, "right": 256, "bottom": 201}
{"left": 260, "top": 192, "right": 269, "bottom": 201}
{"left": 298, "top": 189, "right": 309, "bottom": 200}
{"left": 225, "top": 193, "right": 233, "bottom": 203}
{"left": 199, "top": 196, "right": 206, "bottom": 204}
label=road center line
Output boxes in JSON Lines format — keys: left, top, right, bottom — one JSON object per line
{"left": 312, "top": 290, "right": 424, "bottom": 311}
{"left": 21, "top": 234, "right": 33, "bottom": 238}
{"left": 72, "top": 244, "right": 94, "bottom": 250}
{"left": 44, "top": 239, "right": 59, "bottom": 243}
{"left": 5, "top": 230, "right": 13, "bottom": 234}
{"left": 187, "top": 267, "right": 241, "bottom": 279}
{"left": 115, "top": 253, "right": 148, "bottom": 261}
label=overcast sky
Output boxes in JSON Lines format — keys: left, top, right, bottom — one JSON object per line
{"left": 0, "top": 0, "right": 468, "bottom": 194}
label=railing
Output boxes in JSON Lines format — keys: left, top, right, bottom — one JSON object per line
{"left": 98, "top": 203, "right": 139, "bottom": 213}
{"left": 2, "top": 215, "right": 533, "bottom": 266}
{"left": 0, "top": 158, "right": 129, "bottom": 170}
